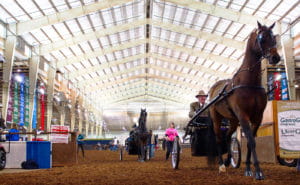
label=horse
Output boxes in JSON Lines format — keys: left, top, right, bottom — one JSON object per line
{"left": 208, "top": 21, "right": 280, "bottom": 180}
{"left": 133, "top": 109, "right": 149, "bottom": 162}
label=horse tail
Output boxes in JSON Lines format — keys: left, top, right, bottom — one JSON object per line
{"left": 206, "top": 117, "right": 217, "bottom": 167}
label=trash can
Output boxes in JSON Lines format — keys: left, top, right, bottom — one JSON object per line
{"left": 26, "top": 141, "right": 51, "bottom": 169}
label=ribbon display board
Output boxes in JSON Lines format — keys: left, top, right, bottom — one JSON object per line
{"left": 19, "top": 78, "right": 25, "bottom": 125}
{"left": 277, "top": 101, "right": 300, "bottom": 158}
{"left": 6, "top": 79, "right": 14, "bottom": 123}
{"left": 50, "top": 125, "right": 69, "bottom": 144}
{"left": 13, "top": 81, "right": 19, "bottom": 124}
{"left": 25, "top": 76, "right": 30, "bottom": 127}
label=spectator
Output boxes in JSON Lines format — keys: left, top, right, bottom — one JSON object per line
{"left": 6, "top": 123, "right": 20, "bottom": 141}
{"left": 77, "top": 130, "right": 85, "bottom": 157}
{"left": 147, "top": 130, "right": 155, "bottom": 158}
{"left": 165, "top": 122, "right": 178, "bottom": 160}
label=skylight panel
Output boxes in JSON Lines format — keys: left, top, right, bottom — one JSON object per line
{"left": 65, "top": 20, "right": 81, "bottom": 35}
{"left": 90, "top": 58, "right": 98, "bottom": 66}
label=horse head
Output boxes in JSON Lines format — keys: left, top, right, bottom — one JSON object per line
{"left": 256, "top": 21, "right": 280, "bottom": 65}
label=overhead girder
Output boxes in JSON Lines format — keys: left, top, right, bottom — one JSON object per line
{"left": 68, "top": 52, "right": 148, "bottom": 79}
{"left": 10, "top": 0, "right": 134, "bottom": 35}
{"left": 88, "top": 79, "right": 193, "bottom": 97}
{"left": 65, "top": 51, "right": 230, "bottom": 82}
{"left": 92, "top": 80, "right": 192, "bottom": 101}
{"left": 101, "top": 86, "right": 188, "bottom": 105}
{"left": 57, "top": 40, "right": 146, "bottom": 68}
{"left": 74, "top": 64, "right": 215, "bottom": 89}
{"left": 80, "top": 74, "right": 196, "bottom": 92}
{"left": 41, "top": 20, "right": 147, "bottom": 56}
{"left": 151, "top": 39, "right": 241, "bottom": 69}
{"left": 41, "top": 18, "right": 244, "bottom": 55}
{"left": 150, "top": 19, "right": 244, "bottom": 50}
{"left": 164, "top": 0, "right": 274, "bottom": 27}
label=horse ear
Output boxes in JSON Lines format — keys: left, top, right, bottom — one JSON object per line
{"left": 269, "top": 22, "right": 275, "bottom": 30}
{"left": 257, "top": 21, "right": 262, "bottom": 29}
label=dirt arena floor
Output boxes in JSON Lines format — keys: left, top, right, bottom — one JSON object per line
{"left": 0, "top": 149, "right": 299, "bottom": 185}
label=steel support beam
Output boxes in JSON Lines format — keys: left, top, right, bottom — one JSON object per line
{"left": 46, "top": 66, "right": 56, "bottom": 132}
{"left": 70, "top": 90, "right": 76, "bottom": 132}
{"left": 11, "top": 0, "right": 134, "bottom": 35}
{"left": 282, "top": 36, "right": 296, "bottom": 100}
{"left": 2, "top": 36, "right": 16, "bottom": 126}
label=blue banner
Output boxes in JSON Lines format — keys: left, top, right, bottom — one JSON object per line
{"left": 19, "top": 74, "right": 25, "bottom": 126}
{"left": 32, "top": 91, "right": 37, "bottom": 129}
{"left": 267, "top": 73, "right": 274, "bottom": 100}
{"left": 281, "top": 73, "right": 289, "bottom": 100}
{"left": 25, "top": 76, "right": 29, "bottom": 127}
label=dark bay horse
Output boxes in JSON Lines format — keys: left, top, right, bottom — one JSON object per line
{"left": 208, "top": 22, "right": 280, "bottom": 180}
{"left": 133, "top": 109, "right": 149, "bottom": 161}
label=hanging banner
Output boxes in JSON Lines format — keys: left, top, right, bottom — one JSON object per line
{"left": 32, "top": 91, "right": 37, "bottom": 130}
{"left": 50, "top": 125, "right": 69, "bottom": 144}
{"left": 19, "top": 75, "right": 25, "bottom": 126}
{"left": 273, "top": 72, "right": 281, "bottom": 100}
{"left": 25, "top": 76, "right": 30, "bottom": 127}
{"left": 6, "top": 79, "right": 14, "bottom": 123}
{"left": 39, "top": 86, "right": 46, "bottom": 131}
{"left": 281, "top": 73, "right": 289, "bottom": 100}
{"left": 277, "top": 101, "right": 300, "bottom": 158}
{"left": 13, "top": 81, "right": 19, "bottom": 124}
{"left": 267, "top": 73, "right": 274, "bottom": 100}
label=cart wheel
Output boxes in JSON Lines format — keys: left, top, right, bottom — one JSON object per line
{"left": 277, "top": 157, "right": 297, "bottom": 167}
{"left": 230, "top": 138, "right": 241, "bottom": 168}
{"left": 171, "top": 137, "right": 180, "bottom": 169}
{"left": 120, "top": 147, "right": 123, "bottom": 161}
{"left": 0, "top": 149, "right": 6, "bottom": 170}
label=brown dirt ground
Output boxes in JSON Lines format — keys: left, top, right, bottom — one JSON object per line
{"left": 0, "top": 149, "right": 299, "bottom": 185}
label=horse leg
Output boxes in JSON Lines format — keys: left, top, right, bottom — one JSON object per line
{"left": 210, "top": 110, "right": 225, "bottom": 172}
{"left": 239, "top": 117, "right": 263, "bottom": 179}
{"left": 224, "top": 121, "right": 238, "bottom": 167}
{"left": 251, "top": 123, "right": 264, "bottom": 180}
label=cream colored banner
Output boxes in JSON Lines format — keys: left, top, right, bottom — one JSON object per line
{"left": 277, "top": 101, "right": 300, "bottom": 158}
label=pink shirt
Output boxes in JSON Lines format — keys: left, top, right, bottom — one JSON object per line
{"left": 165, "top": 128, "right": 178, "bottom": 142}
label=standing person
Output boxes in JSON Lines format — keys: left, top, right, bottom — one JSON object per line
{"left": 6, "top": 123, "right": 19, "bottom": 141}
{"left": 165, "top": 122, "right": 178, "bottom": 160}
{"left": 147, "top": 130, "right": 155, "bottom": 158}
{"left": 77, "top": 131, "right": 85, "bottom": 157}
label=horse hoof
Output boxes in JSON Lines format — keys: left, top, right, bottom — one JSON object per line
{"left": 244, "top": 170, "right": 253, "bottom": 177}
{"left": 255, "top": 171, "right": 265, "bottom": 180}
{"left": 219, "top": 164, "right": 226, "bottom": 173}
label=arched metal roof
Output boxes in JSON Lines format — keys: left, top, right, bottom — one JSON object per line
{"left": 0, "top": 0, "right": 299, "bottom": 110}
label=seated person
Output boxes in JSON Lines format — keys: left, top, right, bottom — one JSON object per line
{"left": 189, "top": 90, "right": 210, "bottom": 124}
{"left": 6, "top": 123, "right": 20, "bottom": 141}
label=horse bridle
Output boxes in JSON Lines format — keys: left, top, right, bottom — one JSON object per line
{"left": 256, "top": 30, "right": 277, "bottom": 59}
{"left": 230, "top": 30, "right": 277, "bottom": 89}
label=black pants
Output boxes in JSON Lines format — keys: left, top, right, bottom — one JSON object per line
{"left": 166, "top": 141, "right": 174, "bottom": 160}
{"left": 78, "top": 144, "right": 85, "bottom": 157}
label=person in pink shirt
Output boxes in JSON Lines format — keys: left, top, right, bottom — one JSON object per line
{"left": 165, "top": 122, "right": 178, "bottom": 160}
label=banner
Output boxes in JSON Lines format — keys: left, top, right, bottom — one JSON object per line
{"left": 267, "top": 73, "right": 274, "bottom": 100}
{"left": 50, "top": 125, "right": 69, "bottom": 144}
{"left": 32, "top": 91, "right": 37, "bottom": 129}
{"left": 25, "top": 76, "right": 29, "bottom": 127}
{"left": 273, "top": 72, "right": 281, "bottom": 100}
{"left": 39, "top": 86, "right": 46, "bottom": 131}
{"left": 13, "top": 81, "right": 19, "bottom": 124}
{"left": 281, "top": 73, "right": 289, "bottom": 100}
{"left": 19, "top": 76, "right": 25, "bottom": 126}
{"left": 6, "top": 79, "right": 14, "bottom": 123}
{"left": 277, "top": 101, "right": 300, "bottom": 158}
